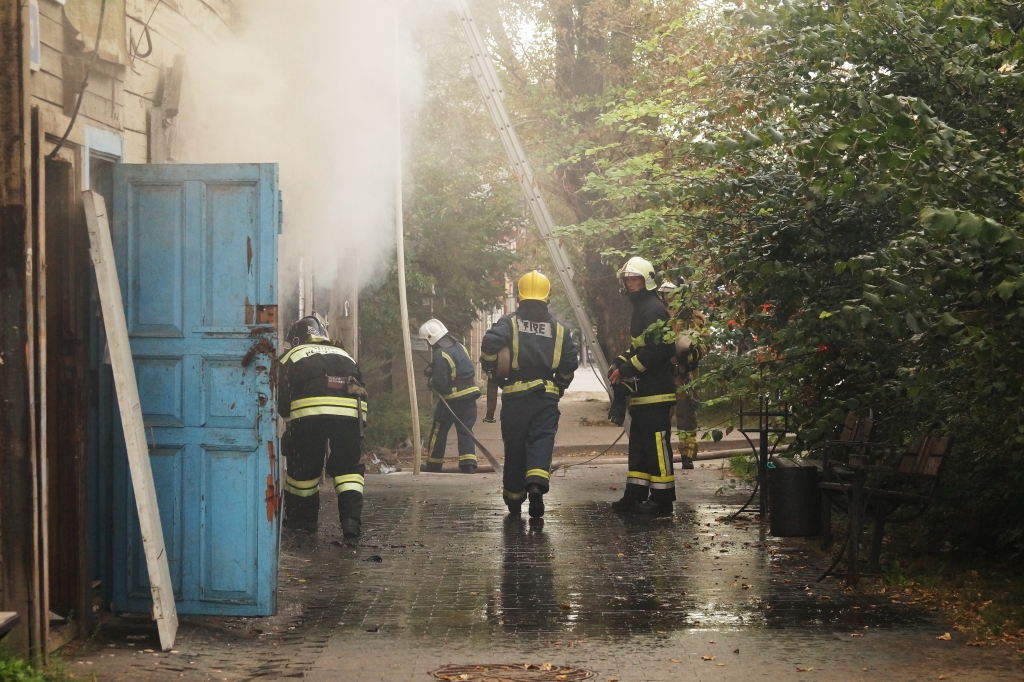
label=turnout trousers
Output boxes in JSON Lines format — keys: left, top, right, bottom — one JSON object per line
{"left": 425, "top": 396, "right": 479, "bottom": 471}
{"left": 500, "top": 393, "right": 560, "bottom": 507}
{"left": 283, "top": 415, "right": 365, "bottom": 531}
{"left": 624, "top": 403, "right": 676, "bottom": 504}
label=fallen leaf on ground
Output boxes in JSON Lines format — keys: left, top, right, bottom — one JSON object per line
{"left": 702, "top": 655, "right": 716, "bottom": 661}
{"left": 540, "top": 663, "right": 553, "bottom": 671}
{"left": 733, "top": 649, "right": 740, "bottom": 654}
{"left": 670, "top": 659, "right": 681, "bottom": 663}
{"left": 609, "top": 486, "right": 618, "bottom": 491}
{"left": 851, "top": 633, "right": 863, "bottom": 637}
{"left": 939, "top": 676, "right": 946, "bottom": 680}
{"left": 796, "top": 667, "right": 814, "bottom": 672}
{"left": 937, "top": 633, "right": 952, "bottom": 641}
{"left": 556, "top": 676, "right": 567, "bottom": 681}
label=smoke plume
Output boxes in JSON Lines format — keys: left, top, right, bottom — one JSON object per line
{"left": 181, "top": 0, "right": 442, "bottom": 315}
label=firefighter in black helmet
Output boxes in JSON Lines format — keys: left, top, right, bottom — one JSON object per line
{"left": 278, "top": 315, "right": 367, "bottom": 540}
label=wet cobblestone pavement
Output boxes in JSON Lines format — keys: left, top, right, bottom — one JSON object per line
{"left": 67, "top": 465, "right": 1023, "bottom": 680}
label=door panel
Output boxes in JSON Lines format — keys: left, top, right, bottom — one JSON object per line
{"left": 201, "top": 183, "right": 259, "bottom": 330}
{"left": 112, "top": 164, "right": 279, "bottom": 616}
{"left": 127, "top": 447, "right": 184, "bottom": 600}
{"left": 127, "top": 184, "right": 185, "bottom": 336}
{"left": 201, "top": 447, "right": 259, "bottom": 602}
{"left": 203, "top": 357, "right": 256, "bottom": 429}
{"left": 135, "top": 357, "right": 184, "bottom": 426}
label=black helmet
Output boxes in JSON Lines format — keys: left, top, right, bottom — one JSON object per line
{"left": 288, "top": 315, "right": 329, "bottom": 347}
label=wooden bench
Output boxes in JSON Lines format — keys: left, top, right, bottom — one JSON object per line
{"left": 819, "top": 412, "right": 875, "bottom": 550}
{"left": 862, "top": 435, "right": 953, "bottom": 570}
{"left": 0, "top": 612, "right": 20, "bottom": 640}
{"left": 820, "top": 428, "right": 953, "bottom": 578}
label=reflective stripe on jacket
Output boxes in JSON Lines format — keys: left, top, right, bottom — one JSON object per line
{"left": 615, "top": 290, "right": 676, "bottom": 405}
{"left": 430, "top": 339, "right": 481, "bottom": 401}
{"left": 480, "top": 301, "right": 578, "bottom": 400}
{"left": 277, "top": 342, "right": 365, "bottom": 422}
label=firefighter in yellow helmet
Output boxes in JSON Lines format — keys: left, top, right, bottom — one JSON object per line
{"left": 480, "top": 271, "right": 579, "bottom": 521}
{"left": 608, "top": 257, "right": 678, "bottom": 516}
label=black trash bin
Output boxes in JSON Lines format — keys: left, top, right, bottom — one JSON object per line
{"left": 768, "top": 457, "right": 821, "bottom": 537}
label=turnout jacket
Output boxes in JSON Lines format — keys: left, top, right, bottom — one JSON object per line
{"left": 480, "top": 300, "right": 579, "bottom": 400}
{"left": 430, "top": 338, "right": 481, "bottom": 401}
{"left": 613, "top": 290, "right": 676, "bottom": 406}
{"left": 278, "top": 342, "right": 366, "bottom": 422}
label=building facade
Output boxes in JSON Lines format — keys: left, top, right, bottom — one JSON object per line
{"left": 0, "top": 0, "right": 235, "bottom": 659}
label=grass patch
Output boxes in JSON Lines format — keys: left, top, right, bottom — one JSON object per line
{"left": 0, "top": 647, "right": 82, "bottom": 682}
{"left": 874, "top": 552, "right": 1024, "bottom": 644}
{"left": 578, "top": 416, "right": 615, "bottom": 427}
{"left": 726, "top": 452, "right": 758, "bottom": 480}
{"left": 697, "top": 398, "right": 738, "bottom": 432}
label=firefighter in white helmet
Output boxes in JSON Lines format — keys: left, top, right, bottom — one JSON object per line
{"left": 607, "top": 257, "right": 678, "bottom": 516}
{"left": 419, "top": 318, "right": 482, "bottom": 473}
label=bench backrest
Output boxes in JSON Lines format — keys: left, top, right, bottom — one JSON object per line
{"left": 838, "top": 411, "right": 873, "bottom": 451}
{"left": 898, "top": 436, "right": 954, "bottom": 477}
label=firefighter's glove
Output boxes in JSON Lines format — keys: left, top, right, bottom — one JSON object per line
{"left": 345, "top": 376, "right": 368, "bottom": 398}
{"left": 607, "top": 396, "right": 627, "bottom": 427}
{"left": 423, "top": 363, "right": 434, "bottom": 378}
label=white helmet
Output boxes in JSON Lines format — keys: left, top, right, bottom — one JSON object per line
{"left": 618, "top": 256, "right": 657, "bottom": 291}
{"left": 657, "top": 278, "right": 678, "bottom": 294}
{"left": 418, "top": 318, "right": 448, "bottom": 345}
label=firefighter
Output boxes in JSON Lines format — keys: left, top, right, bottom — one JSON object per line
{"left": 608, "top": 257, "right": 678, "bottom": 516}
{"left": 419, "top": 318, "right": 482, "bottom": 473}
{"left": 659, "top": 277, "right": 710, "bottom": 470}
{"left": 278, "top": 315, "right": 368, "bottom": 540}
{"left": 481, "top": 271, "right": 578, "bottom": 520}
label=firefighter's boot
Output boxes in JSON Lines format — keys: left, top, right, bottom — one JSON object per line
{"left": 526, "top": 483, "right": 545, "bottom": 519}
{"left": 635, "top": 500, "right": 673, "bottom": 517}
{"left": 611, "top": 496, "right": 639, "bottom": 514}
{"left": 341, "top": 517, "right": 362, "bottom": 539}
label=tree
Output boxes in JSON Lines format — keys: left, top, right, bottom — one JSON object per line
{"left": 569, "top": 0, "right": 1024, "bottom": 552}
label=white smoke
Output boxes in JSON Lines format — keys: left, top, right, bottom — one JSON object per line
{"left": 180, "top": 0, "right": 444, "bottom": 309}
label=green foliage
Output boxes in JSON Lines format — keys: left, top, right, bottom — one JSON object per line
{"left": 362, "top": 389, "right": 433, "bottom": 451}
{"left": 727, "top": 452, "right": 758, "bottom": 480}
{"left": 565, "top": 0, "right": 1024, "bottom": 553}
{"left": 0, "top": 647, "right": 78, "bottom": 682}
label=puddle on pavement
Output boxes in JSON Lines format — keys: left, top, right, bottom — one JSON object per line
{"left": 328, "top": 490, "right": 937, "bottom": 641}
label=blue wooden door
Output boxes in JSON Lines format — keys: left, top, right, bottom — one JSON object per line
{"left": 110, "top": 164, "right": 281, "bottom": 616}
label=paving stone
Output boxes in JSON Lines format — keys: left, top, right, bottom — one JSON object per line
{"left": 67, "top": 465, "right": 1023, "bottom": 680}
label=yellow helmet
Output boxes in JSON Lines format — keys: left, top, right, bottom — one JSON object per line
{"left": 517, "top": 270, "right": 551, "bottom": 302}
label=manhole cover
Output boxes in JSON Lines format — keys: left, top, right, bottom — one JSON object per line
{"left": 429, "top": 663, "right": 596, "bottom": 681}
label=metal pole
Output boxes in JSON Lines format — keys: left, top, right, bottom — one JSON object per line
{"left": 759, "top": 427, "right": 769, "bottom": 520}
{"left": 394, "top": 3, "right": 422, "bottom": 475}
{"left": 351, "top": 263, "right": 359, "bottom": 362}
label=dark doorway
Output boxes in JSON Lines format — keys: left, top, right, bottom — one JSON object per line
{"left": 44, "top": 156, "right": 91, "bottom": 637}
